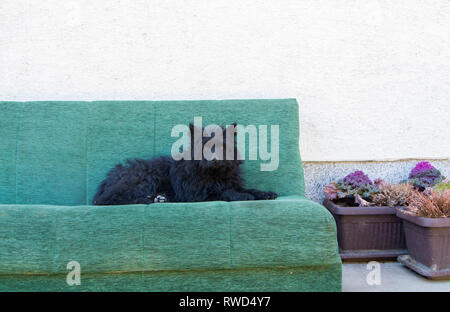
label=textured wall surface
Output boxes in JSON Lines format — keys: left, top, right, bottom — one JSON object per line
{"left": 1, "top": 0, "right": 449, "bottom": 162}
{"left": 304, "top": 159, "right": 450, "bottom": 203}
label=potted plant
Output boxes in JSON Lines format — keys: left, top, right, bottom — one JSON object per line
{"left": 397, "top": 186, "right": 450, "bottom": 279}
{"left": 407, "top": 161, "right": 445, "bottom": 192}
{"left": 323, "top": 170, "right": 412, "bottom": 260}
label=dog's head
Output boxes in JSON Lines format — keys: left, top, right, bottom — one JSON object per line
{"left": 188, "top": 122, "right": 242, "bottom": 172}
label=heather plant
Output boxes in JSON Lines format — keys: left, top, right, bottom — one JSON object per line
{"left": 324, "top": 170, "right": 381, "bottom": 205}
{"left": 372, "top": 183, "right": 415, "bottom": 207}
{"left": 408, "top": 161, "right": 445, "bottom": 191}
{"left": 406, "top": 189, "right": 450, "bottom": 218}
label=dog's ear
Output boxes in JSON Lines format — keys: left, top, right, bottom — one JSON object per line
{"left": 231, "top": 122, "right": 238, "bottom": 136}
{"left": 189, "top": 123, "right": 204, "bottom": 141}
{"left": 189, "top": 123, "right": 195, "bottom": 138}
{"left": 224, "top": 123, "right": 238, "bottom": 137}
{"left": 232, "top": 122, "right": 237, "bottom": 133}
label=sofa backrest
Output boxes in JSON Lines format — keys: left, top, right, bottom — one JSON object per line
{"left": 0, "top": 99, "right": 305, "bottom": 205}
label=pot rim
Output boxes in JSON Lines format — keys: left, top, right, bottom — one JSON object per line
{"left": 323, "top": 199, "right": 403, "bottom": 215}
{"left": 396, "top": 208, "right": 450, "bottom": 228}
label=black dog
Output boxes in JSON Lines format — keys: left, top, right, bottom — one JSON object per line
{"left": 93, "top": 123, "right": 277, "bottom": 205}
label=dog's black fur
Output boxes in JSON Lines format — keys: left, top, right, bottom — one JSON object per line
{"left": 93, "top": 123, "right": 277, "bottom": 205}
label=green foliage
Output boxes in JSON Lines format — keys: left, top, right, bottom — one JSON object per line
{"left": 433, "top": 179, "right": 450, "bottom": 192}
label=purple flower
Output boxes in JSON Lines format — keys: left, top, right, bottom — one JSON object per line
{"left": 343, "top": 170, "right": 373, "bottom": 187}
{"left": 408, "top": 161, "right": 445, "bottom": 191}
{"left": 409, "top": 161, "right": 435, "bottom": 178}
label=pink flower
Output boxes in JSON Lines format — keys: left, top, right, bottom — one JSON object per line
{"left": 323, "top": 183, "right": 339, "bottom": 200}
{"left": 374, "top": 178, "right": 387, "bottom": 187}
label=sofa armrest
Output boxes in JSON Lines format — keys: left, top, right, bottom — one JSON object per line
{"left": 228, "top": 195, "right": 340, "bottom": 269}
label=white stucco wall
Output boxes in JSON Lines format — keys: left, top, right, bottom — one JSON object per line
{"left": 1, "top": 0, "right": 449, "bottom": 161}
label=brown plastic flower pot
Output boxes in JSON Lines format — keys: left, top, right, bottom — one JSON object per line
{"left": 396, "top": 209, "right": 450, "bottom": 279}
{"left": 324, "top": 199, "right": 407, "bottom": 260}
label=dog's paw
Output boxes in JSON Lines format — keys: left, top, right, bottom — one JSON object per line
{"left": 264, "top": 191, "right": 278, "bottom": 200}
{"left": 154, "top": 194, "right": 167, "bottom": 203}
{"left": 240, "top": 193, "right": 255, "bottom": 201}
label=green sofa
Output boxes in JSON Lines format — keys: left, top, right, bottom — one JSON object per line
{"left": 0, "top": 99, "right": 341, "bottom": 291}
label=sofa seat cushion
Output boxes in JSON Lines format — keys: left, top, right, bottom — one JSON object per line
{"left": 0, "top": 196, "right": 339, "bottom": 275}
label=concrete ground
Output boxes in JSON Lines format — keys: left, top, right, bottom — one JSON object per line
{"left": 342, "top": 261, "right": 450, "bottom": 292}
